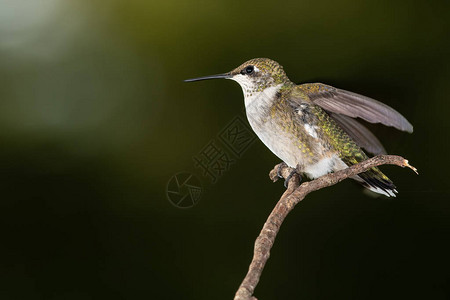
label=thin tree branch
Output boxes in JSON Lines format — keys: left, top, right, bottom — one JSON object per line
{"left": 234, "top": 155, "right": 417, "bottom": 300}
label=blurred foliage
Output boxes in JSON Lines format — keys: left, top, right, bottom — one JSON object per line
{"left": 0, "top": 0, "right": 449, "bottom": 299}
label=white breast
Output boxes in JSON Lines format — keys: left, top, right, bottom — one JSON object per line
{"left": 243, "top": 84, "right": 303, "bottom": 168}
{"left": 239, "top": 81, "right": 346, "bottom": 179}
{"left": 244, "top": 84, "right": 282, "bottom": 113}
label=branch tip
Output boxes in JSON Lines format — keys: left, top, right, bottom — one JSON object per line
{"left": 403, "top": 159, "right": 418, "bottom": 175}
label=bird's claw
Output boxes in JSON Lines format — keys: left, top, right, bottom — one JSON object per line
{"left": 272, "top": 162, "right": 302, "bottom": 187}
{"left": 277, "top": 162, "right": 288, "bottom": 178}
{"left": 284, "top": 169, "right": 301, "bottom": 188}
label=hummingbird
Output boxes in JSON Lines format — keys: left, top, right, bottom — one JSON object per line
{"left": 185, "top": 58, "right": 413, "bottom": 197}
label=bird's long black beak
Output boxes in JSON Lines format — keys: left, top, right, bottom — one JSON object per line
{"left": 184, "top": 73, "right": 231, "bottom": 82}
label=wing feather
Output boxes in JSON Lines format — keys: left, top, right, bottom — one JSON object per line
{"left": 329, "top": 113, "right": 386, "bottom": 155}
{"left": 298, "top": 83, "right": 413, "bottom": 133}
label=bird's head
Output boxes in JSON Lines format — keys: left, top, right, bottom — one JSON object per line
{"left": 185, "top": 58, "right": 291, "bottom": 98}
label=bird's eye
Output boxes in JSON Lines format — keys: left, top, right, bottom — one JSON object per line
{"left": 243, "top": 65, "right": 254, "bottom": 75}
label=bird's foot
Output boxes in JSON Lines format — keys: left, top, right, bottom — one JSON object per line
{"left": 270, "top": 162, "right": 301, "bottom": 188}
{"left": 284, "top": 169, "right": 301, "bottom": 188}
{"left": 270, "top": 162, "right": 288, "bottom": 182}
{"left": 277, "top": 162, "right": 288, "bottom": 178}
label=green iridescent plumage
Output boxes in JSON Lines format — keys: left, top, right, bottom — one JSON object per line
{"left": 272, "top": 85, "right": 395, "bottom": 193}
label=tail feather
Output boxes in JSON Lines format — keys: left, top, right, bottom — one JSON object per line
{"left": 355, "top": 168, "right": 397, "bottom": 197}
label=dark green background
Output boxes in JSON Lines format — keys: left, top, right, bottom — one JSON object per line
{"left": 1, "top": 0, "right": 449, "bottom": 299}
